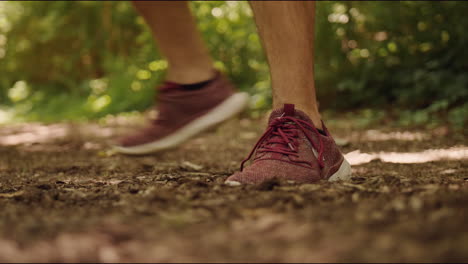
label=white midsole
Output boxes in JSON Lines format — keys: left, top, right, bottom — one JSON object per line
{"left": 328, "top": 158, "right": 352, "bottom": 181}
{"left": 114, "top": 92, "right": 250, "bottom": 155}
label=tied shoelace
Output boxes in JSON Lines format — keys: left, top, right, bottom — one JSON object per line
{"left": 240, "top": 115, "right": 325, "bottom": 171}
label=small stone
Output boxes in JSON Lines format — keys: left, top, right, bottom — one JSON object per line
{"left": 441, "top": 169, "right": 456, "bottom": 175}
{"left": 392, "top": 198, "right": 406, "bottom": 211}
{"left": 352, "top": 192, "right": 360, "bottom": 202}
{"left": 225, "top": 180, "right": 241, "bottom": 186}
{"left": 299, "top": 184, "right": 321, "bottom": 192}
{"left": 182, "top": 161, "right": 203, "bottom": 171}
{"left": 409, "top": 196, "right": 423, "bottom": 211}
{"left": 381, "top": 185, "right": 391, "bottom": 193}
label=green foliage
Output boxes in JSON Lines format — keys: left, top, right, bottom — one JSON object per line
{"left": 0, "top": 1, "right": 467, "bottom": 128}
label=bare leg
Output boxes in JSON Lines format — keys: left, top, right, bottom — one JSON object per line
{"left": 249, "top": 1, "right": 322, "bottom": 129}
{"left": 133, "top": 1, "right": 214, "bottom": 84}
{"left": 227, "top": 2, "right": 352, "bottom": 185}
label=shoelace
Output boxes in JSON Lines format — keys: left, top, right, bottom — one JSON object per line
{"left": 240, "top": 115, "right": 325, "bottom": 171}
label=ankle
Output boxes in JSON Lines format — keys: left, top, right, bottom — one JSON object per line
{"left": 295, "top": 106, "right": 323, "bottom": 130}
{"left": 305, "top": 110, "right": 323, "bottom": 130}
{"left": 166, "top": 67, "right": 215, "bottom": 84}
{"left": 276, "top": 103, "right": 323, "bottom": 130}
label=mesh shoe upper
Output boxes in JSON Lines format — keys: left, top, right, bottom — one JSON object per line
{"left": 118, "top": 72, "right": 234, "bottom": 147}
{"left": 227, "top": 104, "right": 345, "bottom": 184}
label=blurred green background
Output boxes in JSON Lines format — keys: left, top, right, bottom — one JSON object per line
{"left": 0, "top": 1, "right": 467, "bottom": 129}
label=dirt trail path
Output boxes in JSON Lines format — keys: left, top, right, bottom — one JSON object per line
{"left": 0, "top": 116, "right": 467, "bottom": 262}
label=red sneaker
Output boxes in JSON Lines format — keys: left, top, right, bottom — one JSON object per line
{"left": 226, "top": 104, "right": 351, "bottom": 185}
{"left": 114, "top": 72, "right": 249, "bottom": 154}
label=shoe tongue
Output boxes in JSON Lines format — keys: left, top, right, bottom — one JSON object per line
{"left": 284, "top": 103, "right": 295, "bottom": 116}
{"left": 261, "top": 104, "right": 312, "bottom": 161}
{"left": 268, "top": 104, "right": 314, "bottom": 124}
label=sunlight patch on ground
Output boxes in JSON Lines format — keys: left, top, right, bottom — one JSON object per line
{"left": 0, "top": 123, "right": 118, "bottom": 146}
{"left": 345, "top": 147, "right": 468, "bottom": 165}
{"left": 358, "top": 129, "right": 429, "bottom": 141}
{"left": 0, "top": 124, "right": 68, "bottom": 145}
{"left": 0, "top": 113, "right": 144, "bottom": 146}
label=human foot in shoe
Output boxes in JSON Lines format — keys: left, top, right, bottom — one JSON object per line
{"left": 114, "top": 72, "right": 249, "bottom": 154}
{"left": 226, "top": 104, "right": 351, "bottom": 185}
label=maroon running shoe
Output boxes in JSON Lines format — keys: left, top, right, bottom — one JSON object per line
{"left": 226, "top": 104, "right": 351, "bottom": 185}
{"left": 114, "top": 72, "right": 249, "bottom": 154}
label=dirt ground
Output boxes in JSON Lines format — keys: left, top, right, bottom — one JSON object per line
{"left": 0, "top": 114, "right": 467, "bottom": 262}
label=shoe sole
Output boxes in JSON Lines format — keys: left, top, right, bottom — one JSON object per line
{"left": 328, "top": 158, "right": 352, "bottom": 181}
{"left": 225, "top": 158, "right": 352, "bottom": 186}
{"left": 113, "top": 92, "right": 250, "bottom": 155}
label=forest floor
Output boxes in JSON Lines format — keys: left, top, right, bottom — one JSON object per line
{"left": 0, "top": 113, "right": 467, "bottom": 262}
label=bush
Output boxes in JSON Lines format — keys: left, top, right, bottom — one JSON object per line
{"left": 0, "top": 1, "right": 466, "bottom": 127}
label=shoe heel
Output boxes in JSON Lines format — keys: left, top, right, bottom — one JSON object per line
{"left": 328, "top": 158, "right": 352, "bottom": 181}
